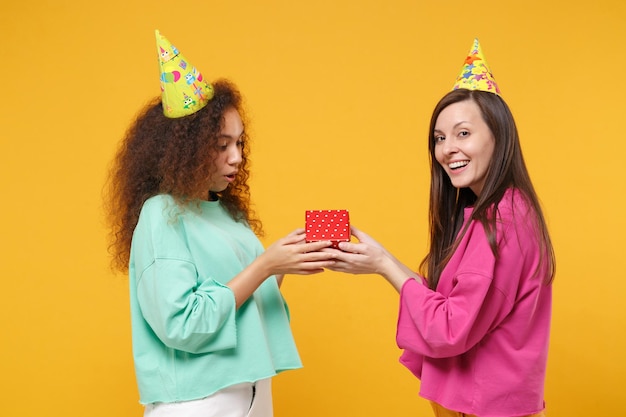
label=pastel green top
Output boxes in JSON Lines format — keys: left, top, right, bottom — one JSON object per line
{"left": 129, "top": 195, "right": 302, "bottom": 404}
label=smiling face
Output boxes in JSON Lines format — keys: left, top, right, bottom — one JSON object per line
{"left": 203, "top": 106, "right": 244, "bottom": 196}
{"left": 433, "top": 99, "right": 495, "bottom": 196}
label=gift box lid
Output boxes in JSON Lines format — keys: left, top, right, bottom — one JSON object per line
{"left": 305, "top": 210, "right": 350, "bottom": 242}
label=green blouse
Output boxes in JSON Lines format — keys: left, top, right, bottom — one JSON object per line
{"left": 129, "top": 195, "right": 301, "bottom": 404}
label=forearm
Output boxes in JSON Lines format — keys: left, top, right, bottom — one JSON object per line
{"left": 226, "top": 255, "right": 272, "bottom": 308}
{"left": 379, "top": 255, "right": 418, "bottom": 292}
{"left": 392, "top": 256, "right": 419, "bottom": 280}
{"left": 372, "top": 243, "right": 417, "bottom": 279}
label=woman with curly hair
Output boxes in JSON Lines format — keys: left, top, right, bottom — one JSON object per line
{"left": 105, "top": 32, "right": 334, "bottom": 417}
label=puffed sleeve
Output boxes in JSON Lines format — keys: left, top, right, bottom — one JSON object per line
{"left": 132, "top": 197, "right": 237, "bottom": 354}
{"left": 136, "top": 259, "right": 237, "bottom": 354}
{"left": 396, "top": 219, "right": 517, "bottom": 358}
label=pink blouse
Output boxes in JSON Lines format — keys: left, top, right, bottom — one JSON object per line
{"left": 397, "top": 189, "right": 552, "bottom": 417}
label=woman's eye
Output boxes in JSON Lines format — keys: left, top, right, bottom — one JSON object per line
{"left": 435, "top": 135, "right": 445, "bottom": 142}
{"left": 459, "top": 131, "right": 469, "bottom": 137}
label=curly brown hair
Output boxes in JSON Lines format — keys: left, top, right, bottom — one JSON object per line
{"left": 105, "top": 79, "right": 263, "bottom": 273}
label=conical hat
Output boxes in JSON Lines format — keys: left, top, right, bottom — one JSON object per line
{"left": 452, "top": 38, "right": 501, "bottom": 95}
{"left": 155, "top": 30, "right": 214, "bottom": 118}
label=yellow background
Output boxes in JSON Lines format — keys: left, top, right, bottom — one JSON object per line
{"left": 1, "top": 0, "right": 624, "bottom": 415}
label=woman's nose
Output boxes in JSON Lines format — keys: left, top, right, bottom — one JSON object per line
{"left": 442, "top": 138, "right": 458, "bottom": 155}
{"left": 228, "top": 147, "right": 242, "bottom": 165}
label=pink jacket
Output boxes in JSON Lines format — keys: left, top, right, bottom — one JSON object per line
{"left": 397, "top": 189, "right": 552, "bottom": 417}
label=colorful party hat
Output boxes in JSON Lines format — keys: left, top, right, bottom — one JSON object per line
{"left": 155, "top": 30, "right": 214, "bottom": 118}
{"left": 452, "top": 38, "right": 501, "bottom": 95}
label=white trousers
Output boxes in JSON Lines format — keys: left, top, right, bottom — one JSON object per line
{"left": 143, "top": 379, "right": 273, "bottom": 417}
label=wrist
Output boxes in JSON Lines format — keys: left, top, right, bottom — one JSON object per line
{"left": 250, "top": 253, "right": 273, "bottom": 283}
{"left": 378, "top": 255, "right": 397, "bottom": 279}
{"left": 380, "top": 257, "right": 410, "bottom": 292}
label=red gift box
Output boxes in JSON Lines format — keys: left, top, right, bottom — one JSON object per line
{"left": 305, "top": 210, "right": 350, "bottom": 248}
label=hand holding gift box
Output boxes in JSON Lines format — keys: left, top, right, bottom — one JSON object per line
{"left": 305, "top": 210, "right": 350, "bottom": 248}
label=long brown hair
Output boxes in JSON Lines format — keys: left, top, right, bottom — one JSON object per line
{"left": 105, "top": 79, "right": 262, "bottom": 273}
{"left": 419, "top": 89, "right": 555, "bottom": 289}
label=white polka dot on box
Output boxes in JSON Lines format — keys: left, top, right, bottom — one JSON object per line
{"left": 304, "top": 210, "right": 350, "bottom": 248}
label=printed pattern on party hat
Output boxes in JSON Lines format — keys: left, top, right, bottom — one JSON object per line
{"left": 452, "top": 38, "right": 501, "bottom": 95}
{"left": 155, "top": 30, "right": 214, "bottom": 118}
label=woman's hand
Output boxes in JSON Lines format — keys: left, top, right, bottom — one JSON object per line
{"left": 324, "top": 226, "right": 416, "bottom": 292}
{"left": 324, "top": 226, "right": 390, "bottom": 275}
{"left": 348, "top": 226, "right": 390, "bottom": 255}
{"left": 228, "top": 228, "right": 335, "bottom": 307}
{"left": 260, "top": 228, "right": 336, "bottom": 276}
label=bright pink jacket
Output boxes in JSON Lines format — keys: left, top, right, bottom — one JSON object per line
{"left": 397, "top": 189, "right": 552, "bottom": 417}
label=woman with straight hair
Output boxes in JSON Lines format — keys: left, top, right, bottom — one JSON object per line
{"left": 325, "top": 39, "right": 555, "bottom": 417}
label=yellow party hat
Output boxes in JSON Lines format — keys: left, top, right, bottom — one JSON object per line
{"left": 452, "top": 38, "right": 501, "bottom": 95}
{"left": 155, "top": 30, "right": 214, "bottom": 118}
